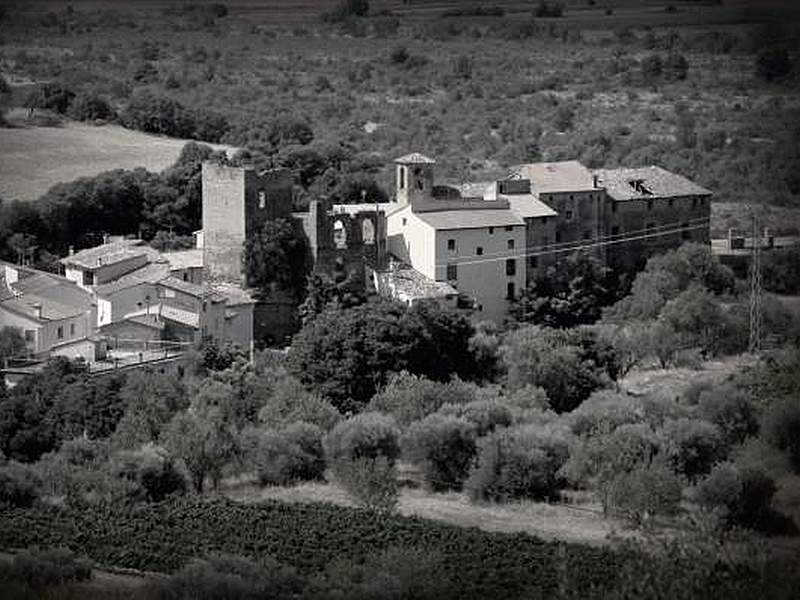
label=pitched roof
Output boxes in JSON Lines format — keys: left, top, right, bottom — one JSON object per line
{"left": 510, "top": 160, "right": 596, "bottom": 194}
{"left": 414, "top": 209, "right": 524, "bottom": 230}
{"left": 1, "top": 294, "right": 86, "bottom": 321}
{"left": 61, "top": 240, "right": 156, "bottom": 269}
{"left": 394, "top": 152, "right": 436, "bottom": 165}
{"left": 93, "top": 262, "right": 171, "bottom": 296}
{"left": 0, "top": 263, "right": 93, "bottom": 321}
{"left": 379, "top": 261, "right": 458, "bottom": 303}
{"left": 594, "top": 166, "right": 712, "bottom": 201}
{"left": 159, "top": 276, "right": 226, "bottom": 302}
{"left": 503, "top": 194, "right": 559, "bottom": 220}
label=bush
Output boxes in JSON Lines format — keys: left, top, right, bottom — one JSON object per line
{"left": 403, "top": 415, "right": 477, "bottom": 491}
{"left": 466, "top": 425, "right": 568, "bottom": 501}
{"left": 609, "top": 456, "right": 683, "bottom": 526}
{"left": 0, "top": 462, "right": 40, "bottom": 507}
{"left": 108, "top": 445, "right": 187, "bottom": 502}
{"left": 570, "top": 390, "right": 643, "bottom": 437}
{"left": 762, "top": 395, "right": 800, "bottom": 472}
{"left": 696, "top": 384, "right": 760, "bottom": 446}
{"left": 66, "top": 92, "right": 114, "bottom": 121}
{"left": 12, "top": 547, "right": 92, "bottom": 590}
{"left": 148, "top": 553, "right": 302, "bottom": 600}
{"left": 324, "top": 412, "right": 401, "bottom": 465}
{"left": 24, "top": 83, "right": 75, "bottom": 114}
{"left": 437, "top": 399, "right": 512, "bottom": 436}
{"left": 366, "top": 372, "right": 477, "bottom": 427}
{"left": 245, "top": 422, "right": 325, "bottom": 486}
{"left": 659, "top": 418, "right": 726, "bottom": 480}
{"left": 258, "top": 376, "right": 341, "bottom": 432}
{"left": 334, "top": 456, "right": 398, "bottom": 512}
{"left": 695, "top": 461, "right": 790, "bottom": 533}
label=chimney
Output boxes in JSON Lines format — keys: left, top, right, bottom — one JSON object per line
{"left": 103, "top": 234, "right": 110, "bottom": 245}
{"left": 68, "top": 245, "right": 74, "bottom": 256}
{"left": 32, "top": 303, "right": 42, "bottom": 320}
{"left": 592, "top": 174, "right": 599, "bottom": 188}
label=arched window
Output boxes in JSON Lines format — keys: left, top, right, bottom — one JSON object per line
{"left": 362, "top": 219, "right": 375, "bottom": 245}
{"left": 333, "top": 219, "right": 347, "bottom": 249}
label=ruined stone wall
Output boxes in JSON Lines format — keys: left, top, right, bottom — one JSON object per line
{"left": 524, "top": 216, "right": 558, "bottom": 282}
{"left": 544, "top": 189, "right": 606, "bottom": 265}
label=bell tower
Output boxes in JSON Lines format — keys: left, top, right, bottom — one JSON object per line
{"left": 394, "top": 153, "right": 435, "bottom": 206}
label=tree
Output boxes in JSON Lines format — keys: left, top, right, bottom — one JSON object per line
{"left": 288, "top": 300, "right": 476, "bottom": 411}
{"left": 25, "top": 83, "right": 75, "bottom": 114}
{"left": 609, "top": 455, "right": 682, "bottom": 526}
{"left": 402, "top": 414, "right": 477, "bottom": 491}
{"left": 0, "top": 327, "right": 26, "bottom": 363}
{"left": 501, "top": 326, "right": 607, "bottom": 412}
{"left": 510, "top": 252, "right": 619, "bottom": 328}
{"left": 659, "top": 417, "right": 726, "bottom": 481}
{"left": 67, "top": 92, "right": 114, "bottom": 121}
{"left": 243, "top": 218, "right": 309, "bottom": 301}
{"left": 762, "top": 395, "right": 800, "bottom": 472}
{"left": 466, "top": 425, "right": 569, "bottom": 501}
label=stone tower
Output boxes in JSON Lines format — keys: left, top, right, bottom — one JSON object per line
{"left": 394, "top": 153, "right": 435, "bottom": 206}
{"left": 201, "top": 162, "right": 293, "bottom": 283}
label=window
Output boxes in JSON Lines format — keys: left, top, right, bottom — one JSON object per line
{"left": 399, "top": 166, "right": 406, "bottom": 190}
{"left": 333, "top": 219, "right": 347, "bottom": 249}
{"left": 202, "top": 301, "right": 207, "bottom": 312}
{"left": 402, "top": 217, "right": 407, "bottom": 226}
{"left": 504, "top": 225, "right": 513, "bottom": 232}
{"left": 447, "top": 239, "right": 456, "bottom": 251}
{"left": 362, "top": 219, "right": 375, "bottom": 245}
{"left": 692, "top": 197, "right": 698, "bottom": 208}
{"left": 506, "top": 282, "right": 515, "bottom": 300}
{"left": 542, "top": 217, "right": 548, "bottom": 225}
{"left": 646, "top": 222, "right": 655, "bottom": 231}
{"left": 668, "top": 198, "right": 674, "bottom": 208}
{"left": 183, "top": 272, "right": 188, "bottom": 282}
{"left": 681, "top": 222, "right": 690, "bottom": 240}
{"left": 582, "top": 230, "right": 591, "bottom": 240}
{"left": 506, "top": 259, "right": 516, "bottom": 276}
{"left": 507, "top": 239, "right": 514, "bottom": 250}
{"left": 611, "top": 225, "right": 620, "bottom": 236}
{"left": 565, "top": 210, "right": 574, "bottom": 221}
{"left": 488, "top": 227, "right": 494, "bottom": 234}
{"left": 57, "top": 326, "right": 64, "bottom": 340}
{"left": 476, "top": 246, "right": 483, "bottom": 256}
{"left": 529, "top": 256, "right": 538, "bottom": 268}
{"left": 24, "top": 330, "right": 34, "bottom": 344}
{"left": 446, "top": 264, "right": 458, "bottom": 281}
{"left": 82, "top": 270, "right": 94, "bottom": 286}
{"left": 258, "top": 190, "right": 266, "bottom": 209}
{"left": 647, "top": 200, "right": 654, "bottom": 211}
{"left": 555, "top": 231, "right": 562, "bottom": 243}
{"left": 569, "top": 195, "right": 574, "bottom": 201}
{"left": 611, "top": 202, "right": 618, "bottom": 214}
{"left": 70, "top": 323, "right": 75, "bottom": 336}
{"left": 542, "top": 235, "right": 549, "bottom": 246}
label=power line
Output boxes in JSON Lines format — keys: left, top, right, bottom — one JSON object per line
{"left": 442, "top": 216, "right": 711, "bottom": 264}
{"left": 436, "top": 219, "right": 710, "bottom": 268}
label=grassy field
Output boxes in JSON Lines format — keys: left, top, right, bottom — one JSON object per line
{"left": 0, "top": 110, "right": 234, "bottom": 202}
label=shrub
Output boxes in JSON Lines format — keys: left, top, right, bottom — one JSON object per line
{"left": 466, "top": 425, "right": 568, "bottom": 501}
{"left": 258, "top": 376, "right": 341, "bottom": 432}
{"left": 570, "top": 390, "right": 643, "bottom": 437}
{"left": 148, "top": 553, "right": 302, "bottom": 600}
{"left": 108, "top": 445, "right": 187, "bottom": 502}
{"left": 697, "top": 385, "right": 759, "bottom": 446}
{"left": 245, "top": 422, "right": 325, "bottom": 486}
{"left": 609, "top": 456, "right": 683, "bottom": 526}
{"left": 24, "top": 83, "right": 75, "bottom": 114}
{"left": 403, "top": 415, "right": 477, "bottom": 491}
{"left": 66, "top": 92, "right": 113, "bottom": 121}
{"left": 659, "top": 418, "right": 726, "bottom": 480}
{"left": 335, "top": 456, "right": 398, "bottom": 512}
{"left": 0, "top": 462, "right": 40, "bottom": 507}
{"left": 438, "top": 399, "right": 512, "bottom": 436}
{"left": 366, "top": 372, "right": 477, "bottom": 427}
{"left": 324, "top": 412, "right": 400, "bottom": 465}
{"left": 12, "top": 547, "right": 92, "bottom": 590}
{"left": 762, "top": 395, "right": 800, "bottom": 472}
{"left": 695, "top": 462, "right": 789, "bottom": 533}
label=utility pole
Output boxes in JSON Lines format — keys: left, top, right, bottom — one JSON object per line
{"left": 748, "top": 209, "right": 763, "bottom": 354}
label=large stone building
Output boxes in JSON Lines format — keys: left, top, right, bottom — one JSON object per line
{"left": 383, "top": 152, "right": 712, "bottom": 323}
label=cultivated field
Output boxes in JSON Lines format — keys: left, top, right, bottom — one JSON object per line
{"left": 0, "top": 111, "right": 234, "bottom": 202}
